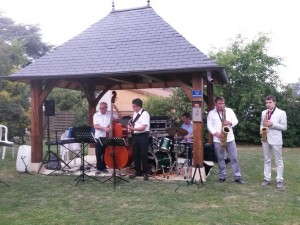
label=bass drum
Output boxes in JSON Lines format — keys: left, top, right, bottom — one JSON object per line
{"left": 148, "top": 151, "right": 172, "bottom": 174}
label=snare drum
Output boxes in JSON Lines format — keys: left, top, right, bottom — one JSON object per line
{"left": 159, "top": 137, "right": 172, "bottom": 152}
{"left": 148, "top": 151, "right": 172, "bottom": 174}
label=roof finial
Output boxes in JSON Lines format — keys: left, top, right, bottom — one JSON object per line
{"left": 112, "top": 0, "right": 115, "bottom": 12}
{"left": 147, "top": 0, "right": 150, "bottom": 7}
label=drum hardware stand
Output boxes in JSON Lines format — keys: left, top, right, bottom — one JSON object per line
{"left": 161, "top": 165, "right": 168, "bottom": 178}
{"left": 183, "top": 144, "right": 190, "bottom": 179}
{"left": 100, "top": 137, "right": 129, "bottom": 189}
{"left": 167, "top": 134, "right": 182, "bottom": 179}
{"left": 70, "top": 127, "right": 101, "bottom": 186}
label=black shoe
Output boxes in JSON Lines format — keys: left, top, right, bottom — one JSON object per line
{"left": 100, "top": 169, "right": 109, "bottom": 174}
{"left": 95, "top": 170, "right": 101, "bottom": 175}
{"left": 129, "top": 173, "right": 142, "bottom": 179}
{"left": 144, "top": 174, "right": 149, "bottom": 181}
{"left": 234, "top": 178, "right": 245, "bottom": 184}
{"left": 219, "top": 178, "right": 226, "bottom": 183}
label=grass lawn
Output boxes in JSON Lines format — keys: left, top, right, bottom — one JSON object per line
{"left": 0, "top": 145, "right": 299, "bottom": 225}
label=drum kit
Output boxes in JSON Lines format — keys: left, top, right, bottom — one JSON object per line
{"left": 148, "top": 127, "right": 192, "bottom": 178}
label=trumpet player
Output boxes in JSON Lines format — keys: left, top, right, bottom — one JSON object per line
{"left": 207, "top": 96, "right": 244, "bottom": 184}
{"left": 260, "top": 95, "right": 287, "bottom": 189}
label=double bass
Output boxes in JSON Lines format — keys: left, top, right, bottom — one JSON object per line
{"left": 104, "top": 91, "right": 133, "bottom": 169}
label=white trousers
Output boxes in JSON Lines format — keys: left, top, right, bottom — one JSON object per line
{"left": 262, "top": 142, "right": 284, "bottom": 182}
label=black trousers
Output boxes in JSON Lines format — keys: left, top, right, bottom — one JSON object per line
{"left": 132, "top": 132, "right": 149, "bottom": 175}
{"left": 95, "top": 141, "right": 107, "bottom": 171}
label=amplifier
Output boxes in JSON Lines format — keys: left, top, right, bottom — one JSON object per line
{"left": 150, "top": 116, "right": 170, "bottom": 131}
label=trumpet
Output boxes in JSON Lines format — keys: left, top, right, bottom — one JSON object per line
{"left": 261, "top": 112, "right": 268, "bottom": 141}
{"left": 221, "top": 125, "right": 230, "bottom": 148}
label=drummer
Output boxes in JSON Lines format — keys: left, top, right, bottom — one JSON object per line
{"left": 181, "top": 112, "right": 193, "bottom": 142}
{"left": 179, "top": 112, "right": 193, "bottom": 165}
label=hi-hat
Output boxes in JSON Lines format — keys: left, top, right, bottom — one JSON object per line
{"left": 165, "top": 127, "right": 188, "bottom": 136}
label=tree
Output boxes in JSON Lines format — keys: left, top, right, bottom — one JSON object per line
{"left": 0, "top": 80, "right": 30, "bottom": 143}
{"left": 0, "top": 15, "right": 52, "bottom": 142}
{"left": 0, "top": 15, "right": 52, "bottom": 62}
{"left": 47, "top": 88, "right": 89, "bottom": 127}
{"left": 288, "top": 78, "right": 300, "bottom": 96}
{"left": 143, "top": 88, "right": 191, "bottom": 127}
{"left": 277, "top": 87, "right": 300, "bottom": 147}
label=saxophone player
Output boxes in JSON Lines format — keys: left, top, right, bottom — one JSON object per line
{"left": 207, "top": 96, "right": 244, "bottom": 184}
{"left": 260, "top": 95, "right": 287, "bottom": 189}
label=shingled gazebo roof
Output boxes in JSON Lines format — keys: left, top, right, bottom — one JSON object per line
{"left": 7, "top": 5, "right": 227, "bottom": 89}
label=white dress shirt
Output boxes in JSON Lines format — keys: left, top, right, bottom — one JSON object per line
{"left": 132, "top": 108, "right": 150, "bottom": 134}
{"left": 93, "top": 111, "right": 118, "bottom": 138}
{"left": 207, "top": 107, "right": 238, "bottom": 143}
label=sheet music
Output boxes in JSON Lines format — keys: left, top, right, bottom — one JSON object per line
{"left": 70, "top": 127, "right": 95, "bottom": 143}
{"left": 98, "top": 137, "right": 127, "bottom": 147}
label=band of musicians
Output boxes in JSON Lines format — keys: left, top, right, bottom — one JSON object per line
{"left": 90, "top": 94, "right": 286, "bottom": 187}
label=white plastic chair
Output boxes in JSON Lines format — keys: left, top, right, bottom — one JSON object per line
{"left": 60, "top": 129, "right": 81, "bottom": 164}
{"left": 0, "top": 125, "right": 15, "bottom": 160}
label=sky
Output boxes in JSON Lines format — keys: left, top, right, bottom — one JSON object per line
{"left": 0, "top": 0, "right": 299, "bottom": 84}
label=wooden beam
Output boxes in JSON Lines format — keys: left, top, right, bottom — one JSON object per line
{"left": 106, "top": 77, "right": 132, "bottom": 84}
{"left": 38, "top": 80, "right": 59, "bottom": 105}
{"left": 177, "top": 80, "right": 192, "bottom": 101}
{"left": 138, "top": 73, "right": 163, "bottom": 82}
{"left": 95, "top": 80, "right": 180, "bottom": 90}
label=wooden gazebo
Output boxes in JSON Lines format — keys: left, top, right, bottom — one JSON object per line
{"left": 6, "top": 4, "right": 228, "bottom": 170}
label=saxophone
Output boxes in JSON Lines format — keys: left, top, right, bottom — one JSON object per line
{"left": 261, "top": 111, "right": 268, "bottom": 141}
{"left": 221, "top": 108, "right": 230, "bottom": 149}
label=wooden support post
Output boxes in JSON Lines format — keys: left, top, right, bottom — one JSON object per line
{"left": 192, "top": 74, "right": 204, "bottom": 168}
{"left": 30, "top": 80, "right": 44, "bottom": 163}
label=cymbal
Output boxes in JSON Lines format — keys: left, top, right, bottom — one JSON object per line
{"left": 165, "top": 127, "right": 188, "bottom": 136}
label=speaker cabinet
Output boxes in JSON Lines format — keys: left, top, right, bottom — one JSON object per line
{"left": 44, "top": 100, "right": 55, "bottom": 116}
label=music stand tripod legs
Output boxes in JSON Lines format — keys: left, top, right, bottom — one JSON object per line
{"left": 74, "top": 143, "right": 100, "bottom": 186}
{"left": 100, "top": 137, "right": 129, "bottom": 188}
{"left": 102, "top": 148, "right": 129, "bottom": 188}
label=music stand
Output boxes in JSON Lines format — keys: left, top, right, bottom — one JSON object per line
{"left": 99, "top": 137, "right": 129, "bottom": 188}
{"left": 70, "top": 127, "right": 101, "bottom": 186}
